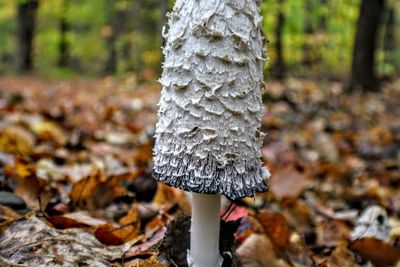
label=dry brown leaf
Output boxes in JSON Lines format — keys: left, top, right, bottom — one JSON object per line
{"left": 270, "top": 167, "right": 309, "bottom": 202}
{"left": 13, "top": 160, "right": 49, "bottom": 209}
{"left": 0, "top": 214, "right": 119, "bottom": 266}
{"left": 0, "top": 126, "right": 34, "bottom": 155}
{"left": 124, "top": 226, "right": 166, "bottom": 258}
{"left": 367, "top": 126, "right": 393, "bottom": 145}
{"left": 47, "top": 211, "right": 107, "bottom": 229}
{"left": 69, "top": 169, "right": 104, "bottom": 205}
{"left": 47, "top": 216, "right": 89, "bottom": 229}
{"left": 237, "top": 233, "right": 290, "bottom": 267}
{"left": 0, "top": 205, "right": 20, "bottom": 234}
{"left": 95, "top": 224, "right": 125, "bottom": 246}
{"left": 316, "top": 219, "right": 352, "bottom": 247}
{"left": 69, "top": 169, "right": 126, "bottom": 209}
{"left": 350, "top": 237, "right": 400, "bottom": 267}
{"left": 14, "top": 157, "right": 36, "bottom": 178}
{"left": 281, "top": 201, "right": 313, "bottom": 233}
{"left": 120, "top": 204, "right": 140, "bottom": 225}
{"left": 144, "top": 214, "right": 170, "bottom": 238}
{"left": 124, "top": 254, "right": 167, "bottom": 267}
{"left": 30, "top": 121, "right": 67, "bottom": 146}
{"left": 132, "top": 140, "right": 153, "bottom": 165}
{"left": 95, "top": 222, "right": 140, "bottom": 246}
{"left": 325, "top": 241, "right": 360, "bottom": 267}
{"left": 285, "top": 233, "right": 315, "bottom": 267}
{"left": 257, "top": 210, "right": 292, "bottom": 251}
{"left": 152, "top": 183, "right": 190, "bottom": 214}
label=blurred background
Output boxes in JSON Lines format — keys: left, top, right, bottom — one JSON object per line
{"left": 0, "top": 0, "right": 398, "bottom": 87}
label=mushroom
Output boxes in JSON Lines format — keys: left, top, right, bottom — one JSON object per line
{"left": 153, "top": 0, "right": 270, "bottom": 266}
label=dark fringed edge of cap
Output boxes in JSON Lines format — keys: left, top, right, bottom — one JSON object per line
{"left": 152, "top": 154, "right": 269, "bottom": 201}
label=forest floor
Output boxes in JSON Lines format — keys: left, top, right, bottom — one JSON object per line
{"left": 0, "top": 75, "right": 399, "bottom": 267}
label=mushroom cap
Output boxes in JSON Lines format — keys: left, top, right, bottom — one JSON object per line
{"left": 153, "top": 0, "right": 270, "bottom": 200}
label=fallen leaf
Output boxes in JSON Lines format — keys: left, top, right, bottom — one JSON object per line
{"left": 285, "top": 233, "right": 315, "bottom": 267}
{"left": 13, "top": 160, "right": 49, "bottom": 209}
{"left": 270, "top": 167, "right": 309, "bottom": 202}
{"left": 152, "top": 183, "right": 190, "bottom": 214}
{"left": 120, "top": 204, "right": 140, "bottom": 225}
{"left": 350, "top": 237, "right": 400, "bottom": 266}
{"left": 30, "top": 120, "right": 67, "bottom": 146}
{"left": 47, "top": 216, "right": 89, "bottom": 229}
{"left": 47, "top": 211, "right": 107, "bottom": 229}
{"left": 14, "top": 157, "right": 36, "bottom": 178}
{"left": 124, "top": 226, "right": 167, "bottom": 258}
{"left": 69, "top": 169, "right": 126, "bottom": 209}
{"left": 0, "top": 126, "right": 34, "bottom": 156}
{"left": 69, "top": 169, "right": 104, "bottom": 206}
{"left": 324, "top": 241, "right": 359, "bottom": 267}
{"left": 95, "top": 223, "right": 140, "bottom": 246}
{"left": 316, "top": 219, "right": 352, "bottom": 247}
{"left": 0, "top": 205, "right": 20, "bottom": 234}
{"left": 95, "top": 224, "right": 125, "bottom": 246}
{"left": 0, "top": 214, "right": 119, "bottom": 266}
{"left": 257, "top": 210, "right": 292, "bottom": 251}
{"left": 124, "top": 254, "right": 167, "bottom": 267}
{"left": 132, "top": 140, "right": 153, "bottom": 165}
{"left": 222, "top": 205, "right": 249, "bottom": 222}
{"left": 144, "top": 214, "right": 169, "bottom": 238}
{"left": 237, "top": 233, "right": 290, "bottom": 267}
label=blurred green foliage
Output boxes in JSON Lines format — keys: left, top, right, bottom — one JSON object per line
{"left": 0, "top": 0, "right": 398, "bottom": 78}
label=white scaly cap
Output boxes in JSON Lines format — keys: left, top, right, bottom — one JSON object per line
{"left": 153, "top": 0, "right": 270, "bottom": 200}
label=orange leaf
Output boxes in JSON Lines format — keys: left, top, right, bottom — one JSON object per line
{"left": 95, "top": 224, "right": 124, "bottom": 246}
{"left": 124, "top": 254, "right": 167, "bottom": 267}
{"left": 47, "top": 211, "right": 107, "bottom": 229}
{"left": 350, "top": 237, "right": 400, "bottom": 266}
{"left": 13, "top": 159, "right": 48, "bottom": 209}
{"left": 69, "top": 169, "right": 126, "bottom": 209}
{"left": 69, "top": 169, "right": 103, "bottom": 205}
{"left": 47, "top": 216, "right": 88, "bottom": 229}
{"left": 257, "top": 210, "right": 292, "bottom": 251}
{"left": 95, "top": 222, "right": 140, "bottom": 246}
{"left": 132, "top": 140, "right": 153, "bottom": 165}
{"left": 144, "top": 214, "right": 169, "bottom": 238}
{"left": 14, "top": 157, "right": 36, "bottom": 178}
{"left": 120, "top": 204, "right": 140, "bottom": 226}
{"left": 152, "top": 183, "right": 190, "bottom": 214}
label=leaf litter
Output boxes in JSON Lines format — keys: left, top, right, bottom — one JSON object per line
{"left": 0, "top": 76, "right": 399, "bottom": 266}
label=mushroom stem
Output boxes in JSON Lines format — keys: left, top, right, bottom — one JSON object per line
{"left": 189, "top": 193, "right": 223, "bottom": 267}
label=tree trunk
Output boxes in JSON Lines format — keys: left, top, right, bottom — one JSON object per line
{"left": 58, "top": 0, "right": 70, "bottom": 68}
{"left": 383, "top": 5, "right": 396, "bottom": 77}
{"left": 104, "top": 36, "right": 118, "bottom": 74}
{"left": 350, "top": 0, "right": 385, "bottom": 91}
{"left": 272, "top": 0, "right": 285, "bottom": 80}
{"left": 302, "top": 0, "right": 314, "bottom": 69}
{"left": 103, "top": 0, "right": 118, "bottom": 74}
{"left": 16, "top": 0, "right": 39, "bottom": 72}
{"left": 103, "top": 0, "right": 130, "bottom": 74}
{"left": 318, "top": 0, "right": 328, "bottom": 32}
{"left": 130, "top": 0, "right": 144, "bottom": 73}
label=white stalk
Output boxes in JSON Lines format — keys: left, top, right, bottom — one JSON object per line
{"left": 188, "top": 193, "right": 223, "bottom": 267}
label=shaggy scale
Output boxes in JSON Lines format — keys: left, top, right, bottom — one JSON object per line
{"left": 153, "top": 0, "right": 270, "bottom": 200}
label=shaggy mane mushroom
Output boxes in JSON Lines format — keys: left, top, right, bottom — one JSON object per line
{"left": 153, "top": 0, "right": 270, "bottom": 266}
